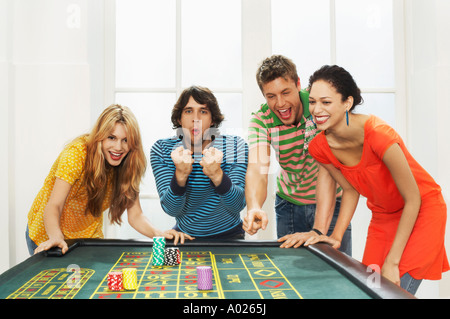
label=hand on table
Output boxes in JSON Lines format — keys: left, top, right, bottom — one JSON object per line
{"left": 34, "top": 236, "right": 68, "bottom": 255}
{"left": 301, "top": 233, "right": 341, "bottom": 250}
{"left": 162, "top": 229, "right": 194, "bottom": 245}
{"left": 382, "top": 262, "right": 401, "bottom": 287}
{"left": 278, "top": 231, "right": 319, "bottom": 248}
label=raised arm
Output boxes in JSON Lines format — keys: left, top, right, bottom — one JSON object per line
{"left": 150, "top": 142, "right": 191, "bottom": 217}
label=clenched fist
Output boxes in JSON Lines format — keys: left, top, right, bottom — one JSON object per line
{"left": 200, "top": 147, "right": 223, "bottom": 186}
{"left": 171, "top": 146, "right": 194, "bottom": 186}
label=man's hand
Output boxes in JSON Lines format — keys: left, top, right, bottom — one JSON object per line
{"left": 200, "top": 147, "right": 223, "bottom": 186}
{"left": 243, "top": 208, "right": 268, "bottom": 235}
{"left": 171, "top": 146, "right": 194, "bottom": 186}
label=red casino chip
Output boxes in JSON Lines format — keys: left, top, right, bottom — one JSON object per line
{"left": 107, "top": 271, "right": 123, "bottom": 291}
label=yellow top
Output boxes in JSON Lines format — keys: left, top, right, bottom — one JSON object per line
{"left": 27, "top": 136, "right": 112, "bottom": 245}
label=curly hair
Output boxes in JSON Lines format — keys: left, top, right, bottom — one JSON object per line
{"left": 171, "top": 86, "right": 224, "bottom": 129}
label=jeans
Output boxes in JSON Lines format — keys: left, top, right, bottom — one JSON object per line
{"left": 25, "top": 226, "right": 38, "bottom": 256}
{"left": 400, "top": 272, "right": 422, "bottom": 295}
{"left": 275, "top": 194, "right": 352, "bottom": 256}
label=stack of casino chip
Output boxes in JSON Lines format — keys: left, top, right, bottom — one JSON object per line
{"left": 151, "top": 236, "right": 166, "bottom": 267}
{"left": 164, "top": 247, "right": 181, "bottom": 266}
{"left": 196, "top": 266, "right": 213, "bottom": 290}
{"left": 107, "top": 271, "right": 123, "bottom": 291}
{"left": 122, "top": 268, "right": 137, "bottom": 290}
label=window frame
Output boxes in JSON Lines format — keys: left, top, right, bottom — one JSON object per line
{"left": 103, "top": 0, "right": 406, "bottom": 239}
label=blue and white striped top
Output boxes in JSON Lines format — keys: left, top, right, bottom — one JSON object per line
{"left": 150, "top": 135, "right": 248, "bottom": 237}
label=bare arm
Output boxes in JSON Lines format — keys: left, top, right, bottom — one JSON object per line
{"left": 243, "top": 145, "right": 270, "bottom": 235}
{"left": 279, "top": 165, "right": 338, "bottom": 248}
{"left": 381, "top": 144, "right": 421, "bottom": 285}
{"left": 34, "top": 178, "right": 72, "bottom": 254}
{"left": 305, "top": 162, "right": 360, "bottom": 248}
{"left": 313, "top": 165, "right": 338, "bottom": 233}
{"left": 127, "top": 196, "right": 194, "bottom": 245}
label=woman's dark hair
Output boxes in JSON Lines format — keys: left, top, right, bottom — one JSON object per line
{"left": 308, "top": 65, "right": 363, "bottom": 112}
{"left": 171, "top": 86, "right": 224, "bottom": 129}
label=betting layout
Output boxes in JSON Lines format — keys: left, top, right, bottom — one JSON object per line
{"left": 6, "top": 267, "right": 94, "bottom": 299}
{"left": 6, "top": 249, "right": 303, "bottom": 299}
{"left": 90, "top": 250, "right": 302, "bottom": 299}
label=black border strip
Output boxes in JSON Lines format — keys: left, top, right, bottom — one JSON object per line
{"left": 306, "top": 243, "right": 415, "bottom": 299}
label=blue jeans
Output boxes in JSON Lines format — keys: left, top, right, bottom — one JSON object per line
{"left": 275, "top": 194, "right": 352, "bottom": 256}
{"left": 400, "top": 272, "right": 422, "bottom": 295}
{"left": 25, "top": 226, "right": 38, "bottom": 256}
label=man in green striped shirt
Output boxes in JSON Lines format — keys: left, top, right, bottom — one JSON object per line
{"left": 243, "top": 55, "right": 351, "bottom": 255}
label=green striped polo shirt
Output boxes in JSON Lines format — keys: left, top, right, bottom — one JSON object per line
{"left": 248, "top": 90, "right": 321, "bottom": 205}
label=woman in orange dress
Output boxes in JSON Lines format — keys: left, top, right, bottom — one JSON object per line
{"left": 304, "top": 65, "right": 448, "bottom": 295}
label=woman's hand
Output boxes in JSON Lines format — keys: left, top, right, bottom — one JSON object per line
{"left": 162, "top": 229, "right": 194, "bottom": 245}
{"left": 303, "top": 234, "right": 341, "bottom": 250}
{"left": 34, "top": 236, "right": 68, "bottom": 255}
{"left": 381, "top": 261, "right": 401, "bottom": 286}
{"left": 278, "top": 231, "right": 317, "bottom": 248}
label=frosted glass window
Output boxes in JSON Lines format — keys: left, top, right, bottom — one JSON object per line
{"left": 272, "top": 0, "right": 396, "bottom": 128}
{"left": 181, "top": 0, "right": 242, "bottom": 89}
{"left": 115, "top": 0, "right": 176, "bottom": 88}
{"left": 115, "top": 92, "right": 176, "bottom": 194}
{"left": 354, "top": 93, "right": 396, "bottom": 128}
{"left": 272, "top": 0, "right": 331, "bottom": 85}
{"left": 336, "top": 0, "right": 394, "bottom": 88}
{"left": 214, "top": 93, "right": 243, "bottom": 137}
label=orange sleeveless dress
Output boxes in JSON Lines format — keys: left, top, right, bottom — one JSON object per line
{"left": 309, "top": 115, "right": 449, "bottom": 280}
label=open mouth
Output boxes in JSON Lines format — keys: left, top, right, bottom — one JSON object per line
{"left": 192, "top": 128, "right": 201, "bottom": 136}
{"left": 109, "top": 151, "right": 124, "bottom": 161}
{"left": 278, "top": 108, "right": 292, "bottom": 120}
{"left": 314, "top": 116, "right": 330, "bottom": 125}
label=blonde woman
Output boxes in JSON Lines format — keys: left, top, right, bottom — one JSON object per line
{"left": 26, "top": 104, "right": 192, "bottom": 255}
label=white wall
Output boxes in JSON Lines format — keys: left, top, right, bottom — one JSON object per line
{"left": 404, "top": 0, "right": 450, "bottom": 299}
{"left": 1, "top": 0, "right": 92, "bottom": 269}
{"left": 0, "top": 0, "right": 11, "bottom": 272}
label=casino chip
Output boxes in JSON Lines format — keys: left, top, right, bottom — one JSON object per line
{"left": 107, "top": 271, "right": 123, "bottom": 291}
{"left": 196, "top": 266, "right": 213, "bottom": 290}
{"left": 152, "top": 237, "right": 166, "bottom": 267}
{"left": 122, "top": 268, "right": 137, "bottom": 290}
{"left": 164, "top": 247, "right": 180, "bottom": 266}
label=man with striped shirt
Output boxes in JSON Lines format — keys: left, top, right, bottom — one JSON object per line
{"left": 151, "top": 86, "right": 248, "bottom": 239}
{"left": 243, "top": 55, "right": 351, "bottom": 255}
